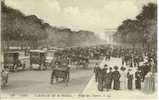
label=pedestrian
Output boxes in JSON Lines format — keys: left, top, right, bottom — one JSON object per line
{"left": 120, "top": 66, "right": 127, "bottom": 90}
{"left": 142, "top": 62, "right": 151, "bottom": 81}
{"left": 127, "top": 69, "right": 133, "bottom": 90}
{"left": 135, "top": 68, "right": 142, "bottom": 90}
{"left": 108, "top": 67, "right": 113, "bottom": 89}
{"left": 112, "top": 66, "right": 121, "bottom": 90}
{"left": 143, "top": 71, "right": 155, "bottom": 94}
{"left": 103, "top": 68, "right": 110, "bottom": 91}
{"left": 94, "top": 63, "right": 100, "bottom": 82}
{"left": 122, "top": 56, "right": 125, "bottom": 66}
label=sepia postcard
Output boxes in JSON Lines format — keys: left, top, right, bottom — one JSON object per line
{"left": 0, "top": 0, "right": 158, "bottom": 100}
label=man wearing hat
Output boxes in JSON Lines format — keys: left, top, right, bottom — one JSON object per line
{"left": 102, "top": 64, "right": 108, "bottom": 78}
{"left": 135, "top": 68, "right": 142, "bottom": 90}
{"left": 94, "top": 63, "right": 100, "bottom": 82}
{"left": 112, "top": 66, "right": 121, "bottom": 90}
{"left": 141, "top": 62, "right": 151, "bottom": 81}
{"left": 108, "top": 67, "right": 113, "bottom": 89}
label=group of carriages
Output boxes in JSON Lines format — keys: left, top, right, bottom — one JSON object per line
{"left": 1, "top": 47, "right": 71, "bottom": 88}
{"left": 3, "top": 50, "right": 48, "bottom": 72}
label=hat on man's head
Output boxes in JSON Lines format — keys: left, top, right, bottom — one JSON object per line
{"left": 121, "top": 66, "right": 126, "bottom": 71}
{"left": 104, "top": 64, "right": 108, "bottom": 67}
{"left": 114, "top": 66, "right": 118, "bottom": 70}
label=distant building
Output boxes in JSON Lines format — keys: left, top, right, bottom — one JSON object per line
{"left": 104, "top": 28, "right": 116, "bottom": 44}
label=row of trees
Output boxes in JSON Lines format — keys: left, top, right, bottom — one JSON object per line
{"left": 1, "top": 1, "right": 102, "bottom": 49}
{"left": 113, "top": 3, "right": 157, "bottom": 49}
{"left": 1, "top": 1, "right": 49, "bottom": 48}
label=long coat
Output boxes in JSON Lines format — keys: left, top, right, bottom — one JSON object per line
{"left": 135, "top": 71, "right": 141, "bottom": 89}
{"left": 104, "top": 71, "right": 112, "bottom": 90}
{"left": 127, "top": 72, "right": 133, "bottom": 90}
{"left": 112, "top": 71, "right": 121, "bottom": 90}
{"left": 94, "top": 66, "right": 100, "bottom": 82}
{"left": 108, "top": 71, "right": 113, "bottom": 89}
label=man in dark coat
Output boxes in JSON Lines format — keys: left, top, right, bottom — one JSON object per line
{"left": 141, "top": 62, "right": 151, "bottom": 81}
{"left": 135, "top": 68, "right": 142, "bottom": 90}
{"left": 94, "top": 63, "right": 100, "bottom": 82}
{"left": 108, "top": 67, "right": 113, "bottom": 89}
{"left": 104, "top": 68, "right": 112, "bottom": 91}
{"left": 112, "top": 66, "right": 121, "bottom": 90}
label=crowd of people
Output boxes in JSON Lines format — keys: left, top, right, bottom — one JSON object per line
{"left": 93, "top": 47, "right": 156, "bottom": 94}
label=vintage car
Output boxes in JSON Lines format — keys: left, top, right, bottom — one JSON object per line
{"left": 4, "top": 51, "right": 25, "bottom": 72}
{"left": 30, "top": 50, "right": 47, "bottom": 70}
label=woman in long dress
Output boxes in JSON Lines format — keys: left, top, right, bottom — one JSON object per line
{"left": 127, "top": 69, "right": 133, "bottom": 90}
{"left": 120, "top": 67, "right": 127, "bottom": 90}
{"left": 143, "top": 71, "right": 155, "bottom": 94}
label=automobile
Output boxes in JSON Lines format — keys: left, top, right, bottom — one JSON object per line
{"left": 30, "top": 50, "right": 47, "bottom": 70}
{"left": 4, "top": 51, "right": 25, "bottom": 72}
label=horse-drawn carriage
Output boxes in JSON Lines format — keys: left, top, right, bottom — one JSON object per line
{"left": 30, "top": 50, "right": 47, "bottom": 70}
{"left": 50, "top": 60, "right": 70, "bottom": 86}
{"left": 4, "top": 51, "right": 25, "bottom": 72}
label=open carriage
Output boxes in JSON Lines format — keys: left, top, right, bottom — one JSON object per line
{"left": 50, "top": 60, "right": 70, "bottom": 86}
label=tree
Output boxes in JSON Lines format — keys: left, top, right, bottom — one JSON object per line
{"left": 114, "top": 3, "right": 157, "bottom": 49}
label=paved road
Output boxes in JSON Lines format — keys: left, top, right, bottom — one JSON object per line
{"left": 2, "top": 68, "right": 93, "bottom": 94}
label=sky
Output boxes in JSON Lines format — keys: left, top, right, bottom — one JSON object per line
{"left": 5, "top": 0, "right": 156, "bottom": 40}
